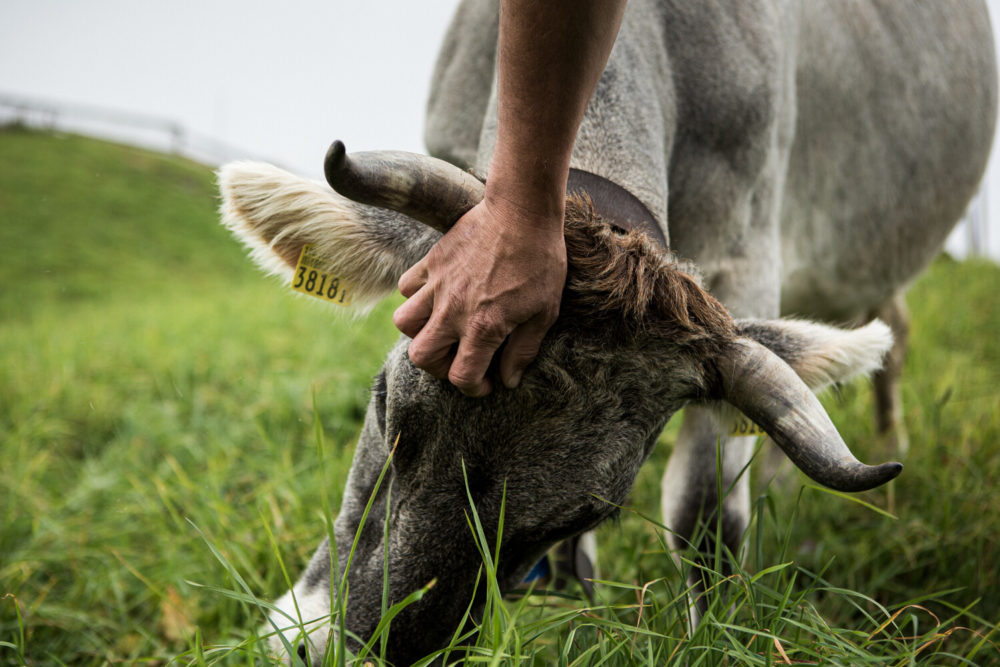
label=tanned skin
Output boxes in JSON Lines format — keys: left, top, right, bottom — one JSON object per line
{"left": 393, "top": 0, "right": 628, "bottom": 397}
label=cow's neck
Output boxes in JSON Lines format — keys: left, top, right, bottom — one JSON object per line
{"left": 568, "top": 169, "right": 667, "bottom": 250}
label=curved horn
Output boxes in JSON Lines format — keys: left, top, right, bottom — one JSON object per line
{"left": 719, "top": 339, "right": 902, "bottom": 492}
{"left": 324, "top": 140, "right": 485, "bottom": 234}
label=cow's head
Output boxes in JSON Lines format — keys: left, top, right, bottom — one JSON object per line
{"left": 219, "top": 144, "right": 901, "bottom": 664}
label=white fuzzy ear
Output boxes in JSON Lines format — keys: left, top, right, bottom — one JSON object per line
{"left": 737, "top": 318, "right": 893, "bottom": 392}
{"left": 218, "top": 161, "right": 437, "bottom": 312}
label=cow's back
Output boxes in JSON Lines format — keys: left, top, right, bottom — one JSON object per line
{"left": 780, "top": 1, "right": 997, "bottom": 321}
{"left": 426, "top": 0, "right": 997, "bottom": 323}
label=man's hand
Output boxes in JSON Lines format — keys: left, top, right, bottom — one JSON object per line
{"left": 393, "top": 195, "right": 566, "bottom": 397}
{"left": 394, "top": 0, "right": 625, "bottom": 396}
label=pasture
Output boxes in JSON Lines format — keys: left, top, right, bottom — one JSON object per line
{"left": 1, "top": 127, "right": 999, "bottom": 664}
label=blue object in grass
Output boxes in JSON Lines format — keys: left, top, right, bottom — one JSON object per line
{"left": 522, "top": 554, "right": 551, "bottom": 583}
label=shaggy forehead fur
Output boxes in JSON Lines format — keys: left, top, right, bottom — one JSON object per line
{"left": 561, "top": 194, "right": 735, "bottom": 346}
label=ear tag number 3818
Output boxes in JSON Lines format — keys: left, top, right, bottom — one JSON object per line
{"left": 290, "top": 244, "right": 352, "bottom": 306}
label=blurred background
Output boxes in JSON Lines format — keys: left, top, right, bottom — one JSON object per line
{"left": 2, "top": 0, "right": 999, "bottom": 260}
{"left": 1, "top": 1, "right": 457, "bottom": 174}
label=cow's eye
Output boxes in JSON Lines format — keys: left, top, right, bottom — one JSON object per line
{"left": 372, "top": 370, "right": 388, "bottom": 434}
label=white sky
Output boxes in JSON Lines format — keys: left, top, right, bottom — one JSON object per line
{"left": 2, "top": 0, "right": 998, "bottom": 258}
{"left": 0, "top": 0, "right": 460, "bottom": 176}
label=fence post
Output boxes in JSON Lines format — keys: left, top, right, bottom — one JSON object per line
{"left": 170, "top": 123, "right": 184, "bottom": 154}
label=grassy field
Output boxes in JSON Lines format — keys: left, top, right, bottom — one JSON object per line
{"left": 1, "top": 127, "right": 998, "bottom": 665}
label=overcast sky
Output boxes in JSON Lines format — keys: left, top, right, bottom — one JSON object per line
{"left": 2, "top": 0, "right": 998, "bottom": 258}
{"left": 1, "top": 0, "right": 460, "bottom": 176}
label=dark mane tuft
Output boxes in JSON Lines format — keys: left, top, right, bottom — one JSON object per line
{"left": 561, "top": 194, "right": 735, "bottom": 345}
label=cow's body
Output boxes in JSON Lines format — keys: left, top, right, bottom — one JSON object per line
{"left": 431, "top": 0, "right": 994, "bottom": 321}
{"left": 219, "top": 1, "right": 995, "bottom": 663}
{"left": 426, "top": 0, "right": 995, "bottom": 596}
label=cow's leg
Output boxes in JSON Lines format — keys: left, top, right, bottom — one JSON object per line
{"left": 870, "top": 292, "right": 910, "bottom": 456}
{"left": 660, "top": 248, "right": 781, "bottom": 622}
{"left": 655, "top": 0, "right": 796, "bottom": 610}
{"left": 658, "top": 226, "right": 784, "bottom": 623}
{"left": 659, "top": 95, "right": 789, "bottom": 614}
{"left": 661, "top": 410, "right": 756, "bottom": 622}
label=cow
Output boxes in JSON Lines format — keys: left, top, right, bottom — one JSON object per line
{"left": 218, "top": 0, "right": 996, "bottom": 663}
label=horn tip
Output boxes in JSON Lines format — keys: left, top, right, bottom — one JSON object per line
{"left": 883, "top": 461, "right": 903, "bottom": 481}
{"left": 869, "top": 460, "right": 903, "bottom": 489}
{"left": 328, "top": 139, "right": 346, "bottom": 157}
{"left": 324, "top": 140, "right": 347, "bottom": 186}
{"left": 841, "top": 460, "right": 902, "bottom": 493}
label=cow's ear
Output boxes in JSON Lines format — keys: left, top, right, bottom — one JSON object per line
{"left": 218, "top": 161, "right": 438, "bottom": 312}
{"left": 734, "top": 318, "right": 893, "bottom": 392}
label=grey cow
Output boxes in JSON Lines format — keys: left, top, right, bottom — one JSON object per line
{"left": 218, "top": 0, "right": 996, "bottom": 663}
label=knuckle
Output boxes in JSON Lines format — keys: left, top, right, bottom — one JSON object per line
{"left": 437, "top": 291, "right": 467, "bottom": 318}
{"left": 393, "top": 314, "right": 421, "bottom": 339}
{"left": 448, "top": 366, "right": 478, "bottom": 387}
{"left": 541, "top": 301, "right": 561, "bottom": 325}
{"left": 406, "top": 335, "right": 453, "bottom": 379}
{"left": 508, "top": 343, "right": 539, "bottom": 364}
{"left": 397, "top": 275, "right": 415, "bottom": 297}
{"left": 449, "top": 369, "right": 484, "bottom": 395}
{"left": 398, "top": 267, "right": 427, "bottom": 297}
{"left": 465, "top": 313, "right": 507, "bottom": 345}
{"left": 406, "top": 339, "right": 434, "bottom": 368}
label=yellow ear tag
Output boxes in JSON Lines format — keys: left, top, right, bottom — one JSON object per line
{"left": 290, "top": 244, "right": 353, "bottom": 306}
{"left": 729, "top": 415, "right": 766, "bottom": 437}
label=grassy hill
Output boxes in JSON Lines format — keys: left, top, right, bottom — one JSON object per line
{"left": 0, "top": 125, "right": 252, "bottom": 318}
{"left": 0, "top": 128, "right": 402, "bottom": 663}
{"left": 1, "top": 127, "right": 998, "bottom": 664}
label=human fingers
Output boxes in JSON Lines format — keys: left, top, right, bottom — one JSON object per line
{"left": 448, "top": 316, "right": 508, "bottom": 397}
{"left": 498, "top": 314, "right": 553, "bottom": 389}
{"left": 407, "top": 317, "right": 459, "bottom": 380}
{"left": 398, "top": 260, "right": 429, "bottom": 299}
{"left": 393, "top": 285, "right": 433, "bottom": 339}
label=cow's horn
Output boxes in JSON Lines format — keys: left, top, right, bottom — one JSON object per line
{"left": 324, "top": 140, "right": 485, "bottom": 234}
{"left": 719, "top": 338, "right": 902, "bottom": 492}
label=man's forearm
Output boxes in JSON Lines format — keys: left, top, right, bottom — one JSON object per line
{"left": 393, "top": 0, "right": 626, "bottom": 396}
{"left": 488, "top": 0, "right": 628, "bottom": 222}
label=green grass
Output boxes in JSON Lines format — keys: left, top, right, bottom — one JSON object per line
{"left": 2, "top": 127, "right": 998, "bottom": 665}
